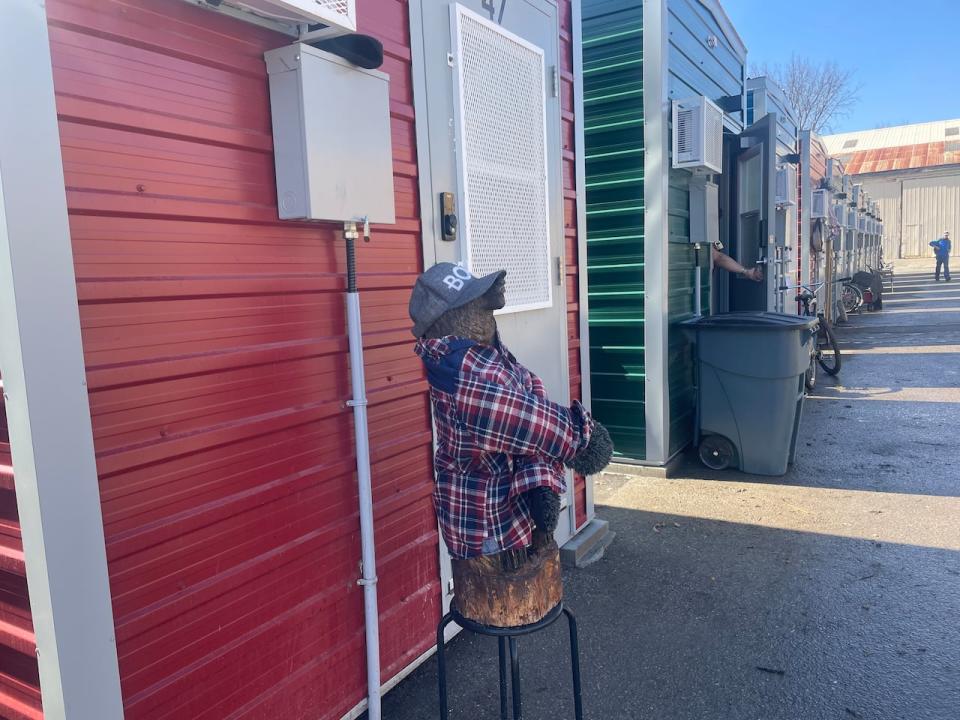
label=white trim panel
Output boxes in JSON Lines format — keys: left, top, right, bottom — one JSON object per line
{"left": 643, "top": 0, "right": 671, "bottom": 465}
{"left": 0, "top": 2, "right": 124, "bottom": 719}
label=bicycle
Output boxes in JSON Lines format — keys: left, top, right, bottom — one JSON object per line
{"left": 780, "top": 280, "right": 842, "bottom": 391}
{"left": 840, "top": 278, "right": 864, "bottom": 315}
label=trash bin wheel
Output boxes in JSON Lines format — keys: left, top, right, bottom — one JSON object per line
{"left": 699, "top": 435, "right": 736, "bottom": 471}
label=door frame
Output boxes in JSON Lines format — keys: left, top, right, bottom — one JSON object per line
{"left": 409, "top": 0, "right": 579, "bottom": 618}
{"left": 730, "top": 112, "right": 778, "bottom": 312}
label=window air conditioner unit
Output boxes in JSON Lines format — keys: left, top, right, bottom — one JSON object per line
{"left": 810, "top": 188, "right": 829, "bottom": 218}
{"left": 672, "top": 96, "right": 724, "bottom": 173}
{"left": 241, "top": 0, "right": 357, "bottom": 34}
{"left": 775, "top": 164, "right": 797, "bottom": 206}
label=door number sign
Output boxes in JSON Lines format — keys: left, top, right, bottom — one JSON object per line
{"left": 481, "top": 0, "right": 506, "bottom": 23}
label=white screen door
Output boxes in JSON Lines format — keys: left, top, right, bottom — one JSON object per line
{"left": 451, "top": 5, "right": 553, "bottom": 313}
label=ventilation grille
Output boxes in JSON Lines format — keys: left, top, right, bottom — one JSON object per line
{"left": 704, "top": 101, "right": 724, "bottom": 172}
{"left": 247, "top": 0, "right": 356, "bottom": 31}
{"left": 810, "top": 189, "right": 828, "bottom": 219}
{"left": 675, "top": 106, "right": 697, "bottom": 163}
{"left": 842, "top": 139, "right": 858, "bottom": 149}
{"left": 453, "top": 6, "right": 552, "bottom": 312}
{"left": 672, "top": 96, "right": 723, "bottom": 173}
{"left": 946, "top": 126, "right": 959, "bottom": 137}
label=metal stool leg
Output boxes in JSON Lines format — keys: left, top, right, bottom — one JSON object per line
{"left": 498, "top": 637, "right": 509, "bottom": 720}
{"left": 437, "top": 612, "right": 456, "bottom": 720}
{"left": 509, "top": 636, "right": 522, "bottom": 719}
{"left": 563, "top": 607, "right": 584, "bottom": 720}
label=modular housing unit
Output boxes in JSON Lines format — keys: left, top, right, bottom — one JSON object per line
{"left": 746, "top": 76, "right": 800, "bottom": 313}
{"left": 0, "top": 0, "right": 596, "bottom": 718}
{"left": 581, "top": 0, "right": 748, "bottom": 466}
{"left": 799, "top": 131, "right": 830, "bottom": 312}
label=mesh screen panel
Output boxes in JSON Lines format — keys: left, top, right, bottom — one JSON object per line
{"left": 455, "top": 8, "right": 552, "bottom": 310}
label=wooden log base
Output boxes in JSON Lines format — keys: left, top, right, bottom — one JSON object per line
{"left": 451, "top": 530, "right": 563, "bottom": 627}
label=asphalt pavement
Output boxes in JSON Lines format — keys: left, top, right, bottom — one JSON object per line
{"left": 380, "top": 260, "right": 960, "bottom": 720}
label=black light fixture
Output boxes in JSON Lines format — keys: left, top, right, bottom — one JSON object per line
{"left": 715, "top": 95, "right": 743, "bottom": 114}
{"left": 308, "top": 33, "right": 384, "bottom": 70}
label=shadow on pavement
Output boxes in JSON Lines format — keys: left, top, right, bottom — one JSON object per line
{"left": 380, "top": 505, "right": 959, "bottom": 720}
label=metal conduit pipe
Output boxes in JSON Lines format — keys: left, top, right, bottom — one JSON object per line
{"left": 344, "top": 219, "right": 382, "bottom": 720}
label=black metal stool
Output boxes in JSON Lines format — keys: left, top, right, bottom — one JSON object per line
{"left": 436, "top": 602, "right": 583, "bottom": 720}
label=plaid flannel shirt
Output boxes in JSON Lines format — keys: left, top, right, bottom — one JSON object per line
{"left": 415, "top": 335, "right": 594, "bottom": 559}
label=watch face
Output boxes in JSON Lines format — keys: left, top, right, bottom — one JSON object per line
{"left": 713, "top": 240, "right": 724, "bottom": 251}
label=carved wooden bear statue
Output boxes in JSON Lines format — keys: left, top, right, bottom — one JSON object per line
{"left": 410, "top": 263, "right": 613, "bottom": 627}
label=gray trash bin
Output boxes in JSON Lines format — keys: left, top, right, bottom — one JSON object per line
{"left": 682, "top": 312, "right": 817, "bottom": 476}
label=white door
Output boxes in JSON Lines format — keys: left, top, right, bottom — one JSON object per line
{"left": 410, "top": 0, "right": 571, "bottom": 615}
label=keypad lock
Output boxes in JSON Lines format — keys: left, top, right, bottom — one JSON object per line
{"left": 440, "top": 192, "right": 458, "bottom": 242}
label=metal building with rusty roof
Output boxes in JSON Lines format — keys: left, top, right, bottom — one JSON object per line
{"left": 824, "top": 119, "right": 960, "bottom": 258}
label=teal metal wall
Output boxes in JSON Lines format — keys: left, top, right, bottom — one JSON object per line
{"left": 665, "top": 0, "right": 745, "bottom": 456}
{"left": 666, "top": 168, "right": 710, "bottom": 456}
{"left": 582, "top": 0, "right": 646, "bottom": 460}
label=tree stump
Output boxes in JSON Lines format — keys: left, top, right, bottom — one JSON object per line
{"left": 451, "top": 531, "right": 563, "bottom": 627}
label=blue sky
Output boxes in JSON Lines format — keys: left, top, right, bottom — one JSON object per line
{"left": 722, "top": 0, "right": 960, "bottom": 134}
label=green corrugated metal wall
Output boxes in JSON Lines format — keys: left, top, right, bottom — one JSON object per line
{"left": 667, "top": 168, "right": 709, "bottom": 456}
{"left": 582, "top": 0, "right": 645, "bottom": 460}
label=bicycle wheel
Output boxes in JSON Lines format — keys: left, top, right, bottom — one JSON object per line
{"left": 816, "top": 319, "right": 841, "bottom": 376}
{"left": 804, "top": 353, "right": 817, "bottom": 391}
{"left": 840, "top": 283, "right": 863, "bottom": 314}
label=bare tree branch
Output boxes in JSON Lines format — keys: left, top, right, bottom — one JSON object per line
{"left": 748, "top": 55, "right": 861, "bottom": 134}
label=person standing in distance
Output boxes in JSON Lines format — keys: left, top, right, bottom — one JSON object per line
{"left": 930, "top": 231, "right": 951, "bottom": 282}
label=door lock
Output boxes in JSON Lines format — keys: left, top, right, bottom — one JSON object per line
{"left": 440, "top": 192, "right": 458, "bottom": 242}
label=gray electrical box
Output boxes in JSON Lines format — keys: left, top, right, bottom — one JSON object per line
{"left": 689, "top": 178, "right": 719, "bottom": 246}
{"left": 264, "top": 43, "right": 396, "bottom": 224}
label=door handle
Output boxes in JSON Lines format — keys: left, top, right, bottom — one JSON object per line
{"left": 440, "top": 192, "right": 457, "bottom": 242}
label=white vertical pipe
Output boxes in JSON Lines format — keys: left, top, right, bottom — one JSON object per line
{"left": 345, "top": 227, "right": 382, "bottom": 720}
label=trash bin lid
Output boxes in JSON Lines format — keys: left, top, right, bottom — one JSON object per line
{"left": 681, "top": 311, "right": 817, "bottom": 331}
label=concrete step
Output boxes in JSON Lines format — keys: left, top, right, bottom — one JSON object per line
{"left": 560, "top": 518, "right": 614, "bottom": 568}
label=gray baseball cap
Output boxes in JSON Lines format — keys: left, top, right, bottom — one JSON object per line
{"left": 409, "top": 263, "right": 506, "bottom": 338}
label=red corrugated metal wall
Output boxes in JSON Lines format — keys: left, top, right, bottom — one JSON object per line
{"left": 45, "top": 0, "right": 437, "bottom": 717}
{"left": 0, "top": 385, "right": 42, "bottom": 720}
{"left": 558, "top": 0, "right": 589, "bottom": 531}
{"left": 2, "top": 0, "right": 592, "bottom": 717}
